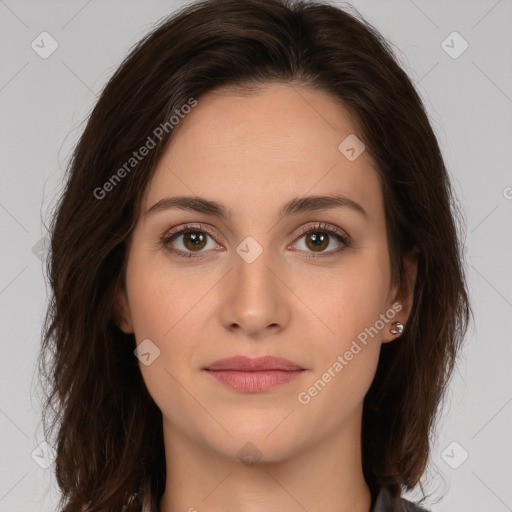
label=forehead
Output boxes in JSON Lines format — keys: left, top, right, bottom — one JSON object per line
{"left": 142, "top": 83, "right": 382, "bottom": 221}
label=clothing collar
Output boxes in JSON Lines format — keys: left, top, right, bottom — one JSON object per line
{"left": 371, "top": 486, "right": 387, "bottom": 512}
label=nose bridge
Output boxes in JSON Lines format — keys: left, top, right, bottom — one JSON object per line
{"left": 237, "top": 241, "right": 274, "bottom": 295}
{"left": 220, "top": 235, "right": 289, "bottom": 335}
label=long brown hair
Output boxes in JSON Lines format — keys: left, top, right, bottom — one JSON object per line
{"left": 38, "top": 0, "right": 472, "bottom": 510}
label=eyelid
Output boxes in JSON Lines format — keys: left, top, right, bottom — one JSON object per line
{"left": 161, "top": 222, "right": 224, "bottom": 257}
{"left": 290, "top": 222, "right": 349, "bottom": 245}
{"left": 161, "top": 221, "right": 350, "bottom": 258}
{"left": 163, "top": 222, "right": 224, "bottom": 244}
{"left": 287, "top": 222, "right": 350, "bottom": 259}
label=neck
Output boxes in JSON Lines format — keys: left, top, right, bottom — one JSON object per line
{"left": 159, "top": 405, "right": 372, "bottom": 512}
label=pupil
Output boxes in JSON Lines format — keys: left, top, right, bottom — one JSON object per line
{"left": 185, "top": 232, "right": 206, "bottom": 249}
{"left": 308, "top": 232, "right": 328, "bottom": 251}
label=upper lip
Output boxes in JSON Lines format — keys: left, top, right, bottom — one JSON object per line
{"left": 204, "top": 356, "right": 304, "bottom": 371}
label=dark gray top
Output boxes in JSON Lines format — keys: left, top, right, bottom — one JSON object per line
{"left": 372, "top": 486, "right": 430, "bottom": 512}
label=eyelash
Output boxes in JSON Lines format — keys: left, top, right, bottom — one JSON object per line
{"left": 160, "top": 222, "right": 351, "bottom": 260}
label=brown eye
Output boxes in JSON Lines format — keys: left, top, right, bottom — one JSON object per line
{"left": 162, "top": 224, "right": 221, "bottom": 258}
{"left": 180, "top": 230, "right": 208, "bottom": 251}
{"left": 291, "top": 223, "right": 350, "bottom": 259}
{"left": 304, "top": 231, "right": 330, "bottom": 252}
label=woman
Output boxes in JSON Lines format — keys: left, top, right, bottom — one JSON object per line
{"left": 38, "top": 0, "right": 471, "bottom": 510}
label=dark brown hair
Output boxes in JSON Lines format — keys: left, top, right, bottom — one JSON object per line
{"left": 38, "top": 0, "right": 472, "bottom": 510}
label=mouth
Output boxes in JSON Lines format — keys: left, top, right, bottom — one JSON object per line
{"left": 203, "top": 355, "right": 306, "bottom": 392}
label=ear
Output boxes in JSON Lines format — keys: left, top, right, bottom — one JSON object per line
{"left": 382, "top": 246, "right": 419, "bottom": 343}
{"left": 113, "top": 278, "right": 134, "bottom": 335}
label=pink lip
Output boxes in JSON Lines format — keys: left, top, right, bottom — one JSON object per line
{"left": 203, "top": 356, "right": 305, "bottom": 392}
{"left": 205, "top": 355, "right": 304, "bottom": 371}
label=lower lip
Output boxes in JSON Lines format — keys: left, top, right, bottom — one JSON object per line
{"left": 204, "top": 369, "right": 304, "bottom": 392}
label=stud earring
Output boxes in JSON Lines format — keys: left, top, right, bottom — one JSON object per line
{"left": 390, "top": 321, "right": 404, "bottom": 335}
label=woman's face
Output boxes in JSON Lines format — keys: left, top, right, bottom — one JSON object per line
{"left": 116, "top": 83, "right": 416, "bottom": 462}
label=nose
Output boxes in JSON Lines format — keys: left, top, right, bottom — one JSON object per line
{"left": 218, "top": 243, "right": 291, "bottom": 339}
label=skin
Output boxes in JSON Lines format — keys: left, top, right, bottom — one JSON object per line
{"left": 115, "top": 83, "right": 418, "bottom": 512}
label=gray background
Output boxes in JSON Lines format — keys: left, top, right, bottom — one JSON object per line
{"left": 1, "top": 0, "right": 511, "bottom": 510}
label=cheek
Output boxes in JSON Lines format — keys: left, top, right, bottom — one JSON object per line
{"left": 125, "top": 250, "right": 215, "bottom": 388}
{"left": 294, "top": 258, "right": 390, "bottom": 418}
{"left": 293, "top": 252, "right": 391, "bottom": 410}
{"left": 294, "top": 251, "right": 391, "bottom": 343}
{"left": 125, "top": 258, "right": 201, "bottom": 425}
{"left": 125, "top": 250, "right": 199, "bottom": 340}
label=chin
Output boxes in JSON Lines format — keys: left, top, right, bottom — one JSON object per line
{"left": 202, "top": 428, "right": 305, "bottom": 466}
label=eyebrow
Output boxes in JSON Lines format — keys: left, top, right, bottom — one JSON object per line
{"left": 145, "top": 194, "right": 367, "bottom": 221}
